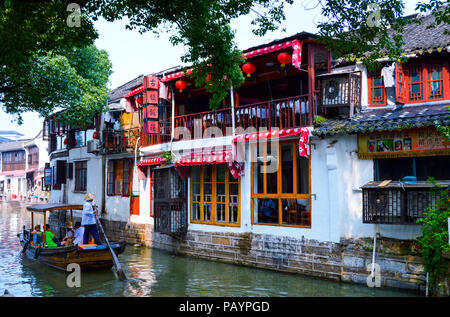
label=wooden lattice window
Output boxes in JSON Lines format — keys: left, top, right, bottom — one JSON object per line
{"left": 190, "top": 164, "right": 241, "bottom": 226}
{"left": 428, "top": 63, "right": 444, "bottom": 100}
{"left": 408, "top": 64, "right": 424, "bottom": 101}
{"left": 368, "top": 72, "right": 386, "bottom": 106}
{"left": 74, "top": 161, "right": 87, "bottom": 192}
{"left": 251, "top": 140, "right": 311, "bottom": 227}
{"left": 106, "top": 159, "right": 132, "bottom": 196}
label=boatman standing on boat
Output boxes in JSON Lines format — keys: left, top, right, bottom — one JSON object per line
{"left": 82, "top": 193, "right": 102, "bottom": 245}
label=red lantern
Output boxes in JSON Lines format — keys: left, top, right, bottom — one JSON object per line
{"left": 93, "top": 131, "right": 98, "bottom": 139}
{"left": 277, "top": 52, "right": 292, "bottom": 67}
{"left": 63, "top": 138, "right": 68, "bottom": 145}
{"left": 242, "top": 63, "right": 256, "bottom": 77}
{"left": 136, "top": 96, "right": 144, "bottom": 104}
{"left": 175, "top": 80, "right": 187, "bottom": 92}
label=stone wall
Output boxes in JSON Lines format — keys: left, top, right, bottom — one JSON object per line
{"left": 151, "top": 229, "right": 426, "bottom": 292}
{"left": 79, "top": 217, "right": 427, "bottom": 293}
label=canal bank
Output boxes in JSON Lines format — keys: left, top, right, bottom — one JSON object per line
{"left": 0, "top": 202, "right": 421, "bottom": 297}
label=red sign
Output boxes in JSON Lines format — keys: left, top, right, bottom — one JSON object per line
{"left": 144, "top": 121, "right": 159, "bottom": 134}
{"left": 143, "top": 90, "right": 158, "bottom": 104}
{"left": 144, "top": 106, "right": 158, "bottom": 119}
{"left": 143, "top": 76, "right": 159, "bottom": 90}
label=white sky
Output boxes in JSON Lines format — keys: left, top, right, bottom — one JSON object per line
{"left": 0, "top": 0, "right": 419, "bottom": 139}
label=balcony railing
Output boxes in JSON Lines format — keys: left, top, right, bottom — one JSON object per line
{"left": 2, "top": 163, "right": 26, "bottom": 172}
{"left": 174, "top": 94, "right": 314, "bottom": 140}
{"left": 103, "top": 128, "right": 141, "bottom": 154}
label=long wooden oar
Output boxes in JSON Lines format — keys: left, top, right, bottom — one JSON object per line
{"left": 95, "top": 213, "right": 127, "bottom": 281}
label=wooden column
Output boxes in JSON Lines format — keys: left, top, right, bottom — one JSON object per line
{"left": 307, "top": 43, "right": 316, "bottom": 124}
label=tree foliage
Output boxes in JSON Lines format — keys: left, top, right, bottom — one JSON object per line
{"left": 0, "top": 0, "right": 111, "bottom": 127}
{"left": 85, "top": 0, "right": 293, "bottom": 109}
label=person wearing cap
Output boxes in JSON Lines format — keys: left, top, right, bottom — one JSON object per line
{"left": 82, "top": 193, "right": 102, "bottom": 245}
{"left": 61, "top": 221, "right": 74, "bottom": 246}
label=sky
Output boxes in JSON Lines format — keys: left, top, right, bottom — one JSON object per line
{"left": 0, "top": 0, "right": 419, "bottom": 140}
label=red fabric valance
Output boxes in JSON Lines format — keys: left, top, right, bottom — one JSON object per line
{"left": 137, "top": 157, "right": 166, "bottom": 166}
{"left": 124, "top": 85, "right": 144, "bottom": 98}
{"left": 233, "top": 127, "right": 310, "bottom": 158}
{"left": 174, "top": 150, "right": 232, "bottom": 167}
{"left": 174, "top": 149, "right": 243, "bottom": 179}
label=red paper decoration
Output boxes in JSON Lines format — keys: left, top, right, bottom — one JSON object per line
{"left": 175, "top": 80, "right": 187, "bottom": 92}
{"left": 242, "top": 62, "right": 256, "bottom": 77}
{"left": 277, "top": 52, "right": 292, "bottom": 67}
{"left": 93, "top": 131, "right": 98, "bottom": 139}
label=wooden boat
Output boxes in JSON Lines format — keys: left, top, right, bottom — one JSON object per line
{"left": 18, "top": 204, "right": 126, "bottom": 271}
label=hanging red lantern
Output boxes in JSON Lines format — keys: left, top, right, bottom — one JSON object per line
{"left": 242, "top": 62, "right": 256, "bottom": 77}
{"left": 277, "top": 52, "right": 292, "bottom": 67}
{"left": 175, "top": 80, "right": 187, "bottom": 92}
{"left": 136, "top": 96, "right": 144, "bottom": 104}
{"left": 63, "top": 138, "right": 68, "bottom": 145}
{"left": 93, "top": 131, "right": 98, "bottom": 139}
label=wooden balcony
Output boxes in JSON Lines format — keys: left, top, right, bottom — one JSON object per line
{"left": 103, "top": 128, "right": 141, "bottom": 154}
{"left": 174, "top": 94, "right": 314, "bottom": 140}
{"left": 2, "top": 163, "right": 26, "bottom": 172}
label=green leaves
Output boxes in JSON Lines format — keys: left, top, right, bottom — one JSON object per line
{"left": 416, "top": 179, "right": 450, "bottom": 291}
{"left": 85, "top": 0, "right": 293, "bottom": 109}
{"left": 0, "top": 0, "right": 109, "bottom": 127}
{"left": 317, "top": 0, "right": 409, "bottom": 72}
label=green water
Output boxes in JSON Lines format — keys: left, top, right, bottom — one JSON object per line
{"left": 0, "top": 202, "right": 421, "bottom": 297}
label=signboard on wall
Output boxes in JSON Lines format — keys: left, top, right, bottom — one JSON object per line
{"left": 358, "top": 126, "right": 450, "bottom": 159}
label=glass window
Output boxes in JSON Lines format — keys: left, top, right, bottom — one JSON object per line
{"left": 252, "top": 141, "right": 311, "bottom": 227}
{"left": 428, "top": 63, "right": 444, "bottom": 99}
{"left": 190, "top": 164, "right": 240, "bottom": 226}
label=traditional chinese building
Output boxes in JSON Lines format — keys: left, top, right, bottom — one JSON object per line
{"left": 44, "top": 11, "right": 449, "bottom": 292}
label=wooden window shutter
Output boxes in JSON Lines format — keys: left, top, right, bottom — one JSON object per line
{"left": 107, "top": 160, "right": 114, "bottom": 196}
{"left": 67, "top": 162, "right": 74, "bottom": 179}
{"left": 56, "top": 160, "right": 67, "bottom": 184}
{"left": 122, "top": 159, "right": 131, "bottom": 196}
{"left": 395, "top": 63, "right": 408, "bottom": 103}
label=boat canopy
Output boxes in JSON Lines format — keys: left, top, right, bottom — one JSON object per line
{"left": 26, "top": 204, "right": 83, "bottom": 213}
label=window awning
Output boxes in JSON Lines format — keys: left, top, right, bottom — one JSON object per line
{"left": 233, "top": 127, "right": 310, "bottom": 158}
{"left": 174, "top": 149, "right": 244, "bottom": 179}
{"left": 124, "top": 86, "right": 144, "bottom": 98}
{"left": 137, "top": 157, "right": 166, "bottom": 166}
{"left": 174, "top": 150, "right": 232, "bottom": 167}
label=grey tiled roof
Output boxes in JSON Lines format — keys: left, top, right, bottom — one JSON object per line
{"left": 313, "top": 103, "right": 450, "bottom": 136}
{"left": 108, "top": 75, "right": 144, "bottom": 104}
{"left": 398, "top": 12, "right": 450, "bottom": 54}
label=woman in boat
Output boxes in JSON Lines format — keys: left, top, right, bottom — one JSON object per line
{"left": 82, "top": 193, "right": 102, "bottom": 245}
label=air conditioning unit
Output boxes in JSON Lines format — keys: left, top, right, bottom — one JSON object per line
{"left": 87, "top": 139, "right": 100, "bottom": 154}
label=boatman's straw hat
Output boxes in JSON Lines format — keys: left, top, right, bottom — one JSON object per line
{"left": 84, "top": 193, "right": 96, "bottom": 201}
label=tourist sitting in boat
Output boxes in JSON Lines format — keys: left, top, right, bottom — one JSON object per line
{"left": 31, "top": 225, "right": 42, "bottom": 246}
{"left": 60, "top": 222, "right": 74, "bottom": 246}
{"left": 73, "top": 221, "right": 84, "bottom": 245}
{"left": 82, "top": 193, "right": 102, "bottom": 245}
{"left": 31, "top": 225, "right": 42, "bottom": 235}
{"left": 44, "top": 224, "right": 60, "bottom": 248}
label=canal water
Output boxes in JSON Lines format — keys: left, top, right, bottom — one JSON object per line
{"left": 0, "top": 203, "right": 421, "bottom": 297}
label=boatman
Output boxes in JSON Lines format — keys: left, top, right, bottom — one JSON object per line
{"left": 82, "top": 193, "right": 102, "bottom": 245}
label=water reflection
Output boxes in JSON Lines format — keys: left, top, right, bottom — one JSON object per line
{"left": 0, "top": 202, "right": 420, "bottom": 297}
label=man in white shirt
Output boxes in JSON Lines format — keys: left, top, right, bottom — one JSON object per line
{"left": 73, "top": 221, "right": 84, "bottom": 245}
